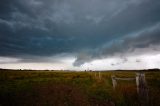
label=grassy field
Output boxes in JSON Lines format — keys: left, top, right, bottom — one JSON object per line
{"left": 0, "top": 70, "right": 160, "bottom": 106}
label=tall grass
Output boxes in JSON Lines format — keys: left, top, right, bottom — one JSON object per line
{"left": 0, "top": 70, "right": 160, "bottom": 106}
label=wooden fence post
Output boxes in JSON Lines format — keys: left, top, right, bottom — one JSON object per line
{"left": 136, "top": 73, "right": 140, "bottom": 93}
{"left": 111, "top": 75, "right": 117, "bottom": 89}
{"left": 138, "top": 72, "right": 149, "bottom": 106}
{"left": 95, "top": 72, "right": 97, "bottom": 78}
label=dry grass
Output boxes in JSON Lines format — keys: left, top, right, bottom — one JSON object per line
{"left": 0, "top": 70, "right": 160, "bottom": 106}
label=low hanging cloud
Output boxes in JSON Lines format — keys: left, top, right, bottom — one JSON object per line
{"left": 73, "top": 23, "right": 160, "bottom": 66}
{"left": 0, "top": 0, "right": 160, "bottom": 69}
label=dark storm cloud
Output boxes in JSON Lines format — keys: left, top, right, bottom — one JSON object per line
{"left": 74, "top": 23, "right": 160, "bottom": 66}
{"left": 0, "top": 0, "right": 160, "bottom": 65}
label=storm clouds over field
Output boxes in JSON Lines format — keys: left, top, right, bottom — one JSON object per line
{"left": 0, "top": 0, "right": 160, "bottom": 70}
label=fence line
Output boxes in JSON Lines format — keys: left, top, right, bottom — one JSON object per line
{"left": 111, "top": 72, "right": 149, "bottom": 105}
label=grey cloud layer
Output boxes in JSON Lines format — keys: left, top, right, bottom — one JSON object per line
{"left": 74, "top": 23, "right": 160, "bottom": 66}
{"left": 0, "top": 0, "right": 160, "bottom": 65}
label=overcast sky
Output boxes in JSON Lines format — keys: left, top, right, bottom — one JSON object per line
{"left": 0, "top": 0, "right": 160, "bottom": 70}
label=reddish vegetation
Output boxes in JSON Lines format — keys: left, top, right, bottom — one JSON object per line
{"left": 0, "top": 83, "right": 116, "bottom": 106}
{"left": 34, "top": 84, "right": 89, "bottom": 106}
{"left": 0, "top": 71, "right": 160, "bottom": 106}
